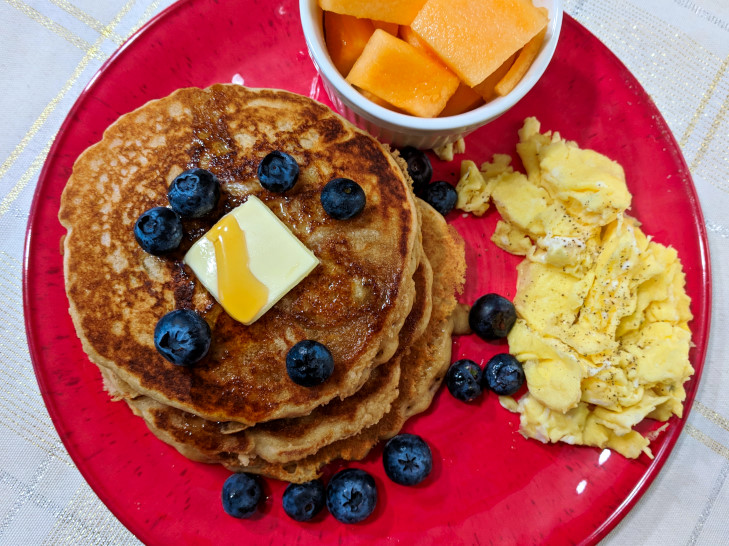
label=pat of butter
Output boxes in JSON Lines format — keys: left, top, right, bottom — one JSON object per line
{"left": 184, "top": 195, "right": 319, "bottom": 325}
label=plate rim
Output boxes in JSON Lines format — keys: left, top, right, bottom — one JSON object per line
{"left": 22, "top": 2, "right": 712, "bottom": 544}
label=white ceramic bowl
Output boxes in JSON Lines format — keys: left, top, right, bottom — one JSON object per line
{"left": 300, "top": 0, "right": 563, "bottom": 149}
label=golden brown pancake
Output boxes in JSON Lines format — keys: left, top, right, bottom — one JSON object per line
{"left": 115, "top": 201, "right": 465, "bottom": 482}
{"left": 107, "top": 250, "right": 433, "bottom": 465}
{"left": 60, "top": 84, "right": 420, "bottom": 426}
{"left": 240, "top": 202, "right": 466, "bottom": 482}
{"left": 242, "top": 255, "right": 433, "bottom": 462}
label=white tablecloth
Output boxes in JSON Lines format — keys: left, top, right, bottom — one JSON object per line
{"left": 2, "top": 0, "right": 728, "bottom": 543}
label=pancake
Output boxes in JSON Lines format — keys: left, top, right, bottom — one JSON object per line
{"left": 239, "top": 201, "right": 466, "bottom": 482}
{"left": 116, "top": 200, "right": 465, "bottom": 482}
{"left": 60, "top": 84, "right": 420, "bottom": 426}
{"left": 242, "top": 254, "right": 433, "bottom": 462}
{"left": 108, "top": 251, "right": 433, "bottom": 465}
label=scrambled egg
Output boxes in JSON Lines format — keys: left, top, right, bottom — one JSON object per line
{"left": 458, "top": 118, "right": 694, "bottom": 459}
{"left": 432, "top": 137, "right": 466, "bottom": 162}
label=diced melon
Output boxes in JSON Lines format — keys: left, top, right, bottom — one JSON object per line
{"left": 399, "top": 26, "right": 483, "bottom": 116}
{"left": 494, "top": 27, "right": 547, "bottom": 96}
{"left": 399, "top": 25, "right": 438, "bottom": 60}
{"left": 319, "top": 0, "right": 427, "bottom": 25}
{"left": 346, "top": 29, "right": 460, "bottom": 117}
{"left": 324, "top": 11, "right": 375, "bottom": 76}
{"left": 371, "top": 20, "right": 399, "bottom": 36}
{"left": 439, "top": 83, "right": 484, "bottom": 117}
{"left": 356, "top": 87, "right": 405, "bottom": 113}
{"left": 411, "top": 0, "right": 549, "bottom": 87}
{"left": 472, "top": 52, "right": 518, "bottom": 101}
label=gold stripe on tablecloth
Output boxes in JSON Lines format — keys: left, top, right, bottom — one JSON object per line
{"left": 0, "top": 0, "right": 137, "bottom": 208}
{"left": 49, "top": 0, "right": 125, "bottom": 45}
{"left": 686, "top": 424, "right": 729, "bottom": 461}
{"left": 3, "top": 0, "right": 102, "bottom": 57}
{"left": 690, "top": 90, "right": 729, "bottom": 193}
{"left": 680, "top": 55, "right": 729, "bottom": 147}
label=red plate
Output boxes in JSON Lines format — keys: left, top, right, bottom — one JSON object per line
{"left": 24, "top": 1, "right": 710, "bottom": 544}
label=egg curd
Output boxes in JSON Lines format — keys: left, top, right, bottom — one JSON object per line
{"left": 456, "top": 117, "right": 694, "bottom": 458}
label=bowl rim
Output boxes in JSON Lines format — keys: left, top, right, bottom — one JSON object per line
{"left": 300, "top": 0, "right": 564, "bottom": 133}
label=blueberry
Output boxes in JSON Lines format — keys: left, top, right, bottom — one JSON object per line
{"left": 446, "top": 359, "right": 483, "bottom": 402}
{"left": 483, "top": 353, "right": 525, "bottom": 396}
{"left": 282, "top": 479, "right": 326, "bottom": 522}
{"left": 326, "top": 468, "right": 377, "bottom": 524}
{"left": 399, "top": 146, "right": 432, "bottom": 195}
{"left": 469, "top": 293, "right": 517, "bottom": 341}
{"left": 154, "top": 309, "right": 211, "bottom": 366}
{"left": 221, "top": 473, "right": 263, "bottom": 519}
{"left": 286, "top": 340, "right": 334, "bottom": 387}
{"left": 320, "top": 178, "right": 366, "bottom": 220}
{"left": 167, "top": 168, "right": 220, "bottom": 218}
{"left": 383, "top": 433, "right": 432, "bottom": 486}
{"left": 133, "top": 207, "right": 183, "bottom": 255}
{"left": 257, "top": 151, "right": 299, "bottom": 192}
{"left": 421, "top": 181, "right": 457, "bottom": 216}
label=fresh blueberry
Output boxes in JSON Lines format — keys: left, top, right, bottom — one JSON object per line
{"left": 326, "top": 468, "right": 377, "bottom": 524}
{"left": 282, "top": 479, "right": 326, "bottom": 522}
{"left": 446, "top": 359, "right": 483, "bottom": 402}
{"left": 257, "top": 151, "right": 299, "bottom": 192}
{"left": 221, "top": 473, "right": 263, "bottom": 519}
{"left": 154, "top": 309, "right": 211, "bottom": 366}
{"left": 421, "top": 181, "right": 458, "bottom": 216}
{"left": 167, "top": 168, "right": 220, "bottom": 218}
{"left": 133, "top": 207, "right": 183, "bottom": 255}
{"left": 469, "top": 293, "right": 517, "bottom": 341}
{"left": 286, "top": 340, "right": 334, "bottom": 387}
{"left": 483, "top": 353, "right": 525, "bottom": 396}
{"left": 320, "top": 178, "right": 366, "bottom": 220}
{"left": 399, "top": 146, "right": 432, "bottom": 195}
{"left": 383, "top": 433, "right": 432, "bottom": 486}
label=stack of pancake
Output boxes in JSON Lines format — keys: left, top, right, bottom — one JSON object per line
{"left": 59, "top": 84, "right": 466, "bottom": 483}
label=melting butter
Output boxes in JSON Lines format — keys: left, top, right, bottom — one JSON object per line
{"left": 184, "top": 195, "right": 319, "bottom": 325}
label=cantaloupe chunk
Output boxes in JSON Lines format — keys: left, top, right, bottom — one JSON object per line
{"left": 357, "top": 87, "right": 405, "bottom": 113}
{"left": 411, "top": 0, "right": 548, "bottom": 87}
{"left": 372, "top": 20, "right": 399, "bottom": 36}
{"left": 439, "top": 83, "right": 484, "bottom": 117}
{"left": 399, "top": 25, "right": 437, "bottom": 59}
{"left": 472, "top": 52, "right": 518, "bottom": 101}
{"left": 494, "top": 27, "right": 547, "bottom": 96}
{"left": 346, "top": 29, "right": 460, "bottom": 117}
{"left": 324, "top": 11, "right": 375, "bottom": 76}
{"left": 319, "top": 0, "right": 427, "bottom": 25}
{"left": 324, "top": 12, "right": 375, "bottom": 76}
{"left": 399, "top": 26, "right": 483, "bottom": 116}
